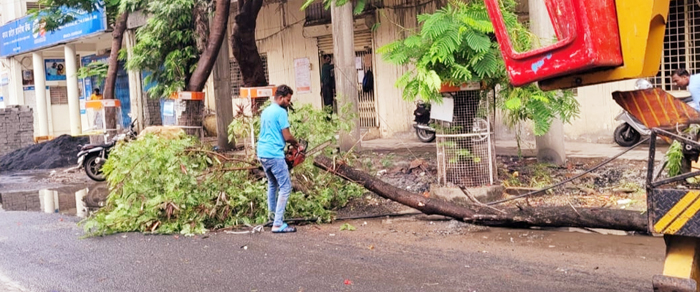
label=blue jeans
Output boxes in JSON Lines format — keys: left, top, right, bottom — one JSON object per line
{"left": 259, "top": 157, "right": 292, "bottom": 227}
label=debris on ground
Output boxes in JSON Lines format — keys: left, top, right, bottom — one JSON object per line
{"left": 341, "top": 149, "right": 650, "bottom": 216}
{"left": 0, "top": 135, "right": 89, "bottom": 173}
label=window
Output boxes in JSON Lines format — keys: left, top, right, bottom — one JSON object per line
{"left": 50, "top": 86, "right": 68, "bottom": 105}
{"left": 229, "top": 55, "right": 269, "bottom": 98}
{"left": 651, "top": 0, "right": 700, "bottom": 90}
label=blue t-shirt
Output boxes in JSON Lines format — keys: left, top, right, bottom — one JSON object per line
{"left": 689, "top": 74, "right": 700, "bottom": 111}
{"left": 257, "top": 103, "right": 290, "bottom": 159}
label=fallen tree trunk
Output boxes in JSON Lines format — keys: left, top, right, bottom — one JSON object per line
{"left": 313, "top": 155, "right": 647, "bottom": 232}
{"left": 474, "top": 207, "right": 647, "bottom": 231}
{"left": 314, "top": 156, "right": 477, "bottom": 219}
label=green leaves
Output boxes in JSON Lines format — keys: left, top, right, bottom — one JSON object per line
{"left": 499, "top": 85, "right": 579, "bottom": 136}
{"left": 300, "top": 0, "right": 368, "bottom": 16}
{"left": 126, "top": 0, "right": 200, "bottom": 98}
{"left": 379, "top": 2, "right": 503, "bottom": 102}
{"left": 666, "top": 140, "right": 683, "bottom": 177}
{"left": 378, "top": 0, "right": 580, "bottom": 138}
{"left": 76, "top": 61, "right": 108, "bottom": 87}
{"left": 82, "top": 105, "right": 365, "bottom": 237}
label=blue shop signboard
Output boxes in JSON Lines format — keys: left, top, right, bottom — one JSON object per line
{"left": 0, "top": 7, "right": 107, "bottom": 57}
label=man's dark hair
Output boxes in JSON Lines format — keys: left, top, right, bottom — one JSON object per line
{"left": 674, "top": 68, "right": 690, "bottom": 77}
{"left": 275, "top": 84, "right": 293, "bottom": 98}
{"left": 94, "top": 88, "right": 100, "bottom": 94}
{"left": 323, "top": 55, "right": 331, "bottom": 61}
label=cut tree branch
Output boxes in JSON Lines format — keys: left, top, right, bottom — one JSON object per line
{"left": 313, "top": 155, "right": 647, "bottom": 232}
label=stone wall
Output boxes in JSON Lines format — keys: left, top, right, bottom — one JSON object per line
{"left": 0, "top": 105, "right": 34, "bottom": 157}
{"left": 0, "top": 192, "right": 41, "bottom": 212}
{"left": 144, "top": 96, "right": 162, "bottom": 127}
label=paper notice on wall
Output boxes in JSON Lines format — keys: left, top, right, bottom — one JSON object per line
{"left": 163, "top": 100, "right": 175, "bottom": 116}
{"left": 294, "top": 58, "right": 311, "bottom": 94}
{"left": 431, "top": 97, "right": 454, "bottom": 122}
{"left": 355, "top": 57, "right": 362, "bottom": 69}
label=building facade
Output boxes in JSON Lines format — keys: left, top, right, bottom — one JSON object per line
{"left": 243, "top": 0, "right": 692, "bottom": 143}
{"left": 0, "top": 0, "right": 121, "bottom": 138}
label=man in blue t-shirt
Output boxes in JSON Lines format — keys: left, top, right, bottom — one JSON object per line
{"left": 672, "top": 68, "right": 700, "bottom": 111}
{"left": 258, "top": 84, "right": 301, "bottom": 233}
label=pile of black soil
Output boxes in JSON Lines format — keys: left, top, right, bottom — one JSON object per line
{"left": 0, "top": 135, "right": 89, "bottom": 173}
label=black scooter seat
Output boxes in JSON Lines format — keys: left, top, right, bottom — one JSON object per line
{"left": 82, "top": 141, "right": 115, "bottom": 150}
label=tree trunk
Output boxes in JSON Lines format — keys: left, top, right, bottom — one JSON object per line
{"left": 104, "top": 12, "right": 129, "bottom": 100}
{"left": 475, "top": 207, "right": 646, "bottom": 231}
{"left": 178, "top": 0, "right": 231, "bottom": 133}
{"left": 187, "top": 0, "right": 229, "bottom": 91}
{"left": 313, "top": 155, "right": 648, "bottom": 232}
{"left": 314, "top": 155, "right": 476, "bottom": 219}
{"left": 104, "top": 11, "right": 129, "bottom": 137}
{"left": 231, "top": 0, "right": 268, "bottom": 87}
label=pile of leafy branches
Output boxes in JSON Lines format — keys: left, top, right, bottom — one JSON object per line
{"left": 377, "top": 0, "right": 579, "bottom": 137}
{"left": 82, "top": 104, "right": 364, "bottom": 236}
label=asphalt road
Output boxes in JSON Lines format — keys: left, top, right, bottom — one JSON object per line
{"left": 0, "top": 210, "right": 665, "bottom": 292}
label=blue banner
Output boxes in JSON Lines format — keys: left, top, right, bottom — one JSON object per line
{"left": 0, "top": 7, "right": 107, "bottom": 57}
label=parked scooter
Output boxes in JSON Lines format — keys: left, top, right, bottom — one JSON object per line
{"left": 412, "top": 102, "right": 490, "bottom": 143}
{"left": 613, "top": 79, "right": 694, "bottom": 147}
{"left": 613, "top": 79, "right": 656, "bottom": 147}
{"left": 613, "top": 110, "right": 650, "bottom": 147}
{"left": 77, "top": 120, "right": 137, "bottom": 181}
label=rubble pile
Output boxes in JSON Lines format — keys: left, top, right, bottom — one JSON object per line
{"left": 0, "top": 135, "right": 89, "bottom": 172}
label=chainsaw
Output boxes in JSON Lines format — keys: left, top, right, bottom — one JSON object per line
{"left": 285, "top": 139, "right": 332, "bottom": 169}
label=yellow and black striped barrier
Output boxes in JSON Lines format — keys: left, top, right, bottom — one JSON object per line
{"left": 650, "top": 190, "right": 700, "bottom": 291}
{"left": 651, "top": 190, "right": 700, "bottom": 236}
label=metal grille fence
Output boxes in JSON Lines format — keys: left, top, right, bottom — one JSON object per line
{"left": 317, "top": 49, "right": 378, "bottom": 128}
{"left": 356, "top": 50, "right": 378, "bottom": 128}
{"left": 436, "top": 90, "right": 495, "bottom": 187}
{"left": 650, "top": 0, "right": 699, "bottom": 89}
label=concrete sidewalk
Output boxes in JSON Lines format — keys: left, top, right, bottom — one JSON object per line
{"left": 361, "top": 136, "right": 668, "bottom": 161}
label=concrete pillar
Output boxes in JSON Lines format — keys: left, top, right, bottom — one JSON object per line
{"left": 529, "top": 0, "right": 566, "bottom": 165}
{"left": 7, "top": 58, "right": 24, "bottom": 105}
{"left": 64, "top": 44, "right": 82, "bottom": 135}
{"left": 32, "top": 52, "right": 49, "bottom": 137}
{"left": 1, "top": 0, "right": 26, "bottom": 23}
{"left": 331, "top": 1, "right": 361, "bottom": 152}
{"left": 124, "top": 30, "right": 144, "bottom": 131}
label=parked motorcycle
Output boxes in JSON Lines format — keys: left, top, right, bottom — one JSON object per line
{"left": 413, "top": 102, "right": 435, "bottom": 142}
{"left": 77, "top": 120, "right": 137, "bottom": 181}
{"left": 412, "top": 102, "right": 490, "bottom": 143}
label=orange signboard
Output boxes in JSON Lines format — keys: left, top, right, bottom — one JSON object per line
{"left": 240, "top": 86, "right": 276, "bottom": 99}
{"left": 85, "top": 99, "right": 121, "bottom": 109}
{"left": 170, "top": 91, "right": 205, "bottom": 101}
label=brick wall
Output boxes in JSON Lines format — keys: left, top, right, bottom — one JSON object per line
{"left": 0, "top": 192, "right": 41, "bottom": 212}
{"left": 0, "top": 105, "right": 34, "bottom": 157}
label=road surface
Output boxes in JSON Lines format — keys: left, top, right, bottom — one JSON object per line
{"left": 0, "top": 210, "right": 664, "bottom": 292}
